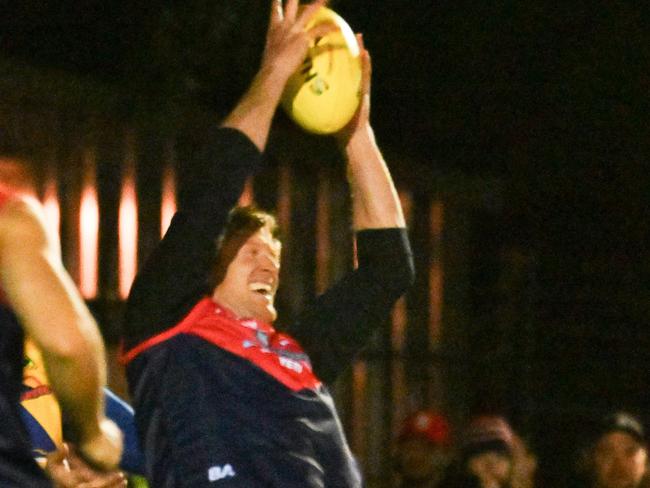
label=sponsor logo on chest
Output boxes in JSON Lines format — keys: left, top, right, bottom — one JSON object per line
{"left": 208, "top": 464, "right": 236, "bottom": 482}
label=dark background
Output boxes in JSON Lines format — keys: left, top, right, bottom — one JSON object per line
{"left": 2, "top": 1, "right": 650, "bottom": 484}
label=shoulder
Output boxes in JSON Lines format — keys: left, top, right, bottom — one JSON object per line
{"left": 0, "top": 195, "right": 49, "bottom": 250}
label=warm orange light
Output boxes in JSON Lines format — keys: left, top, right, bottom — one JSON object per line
{"left": 398, "top": 189, "right": 413, "bottom": 226}
{"left": 390, "top": 296, "right": 407, "bottom": 424}
{"left": 392, "top": 190, "right": 412, "bottom": 352}
{"left": 277, "top": 165, "right": 291, "bottom": 288}
{"left": 238, "top": 177, "right": 255, "bottom": 206}
{"left": 79, "top": 151, "right": 98, "bottom": 299}
{"left": 119, "top": 171, "right": 138, "bottom": 299}
{"left": 315, "top": 173, "right": 330, "bottom": 294}
{"left": 351, "top": 360, "right": 367, "bottom": 459}
{"left": 388, "top": 188, "right": 415, "bottom": 431}
{"left": 0, "top": 158, "right": 36, "bottom": 195}
{"left": 277, "top": 164, "right": 291, "bottom": 237}
{"left": 429, "top": 201, "right": 444, "bottom": 346}
{"left": 430, "top": 200, "right": 444, "bottom": 235}
{"left": 160, "top": 165, "right": 176, "bottom": 237}
{"left": 42, "top": 180, "right": 60, "bottom": 242}
{"left": 391, "top": 298, "right": 407, "bottom": 352}
{"left": 391, "top": 361, "right": 407, "bottom": 438}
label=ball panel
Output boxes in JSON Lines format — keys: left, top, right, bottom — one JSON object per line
{"left": 281, "top": 7, "right": 362, "bottom": 134}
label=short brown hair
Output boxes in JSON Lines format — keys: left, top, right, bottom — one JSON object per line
{"left": 208, "top": 206, "right": 280, "bottom": 289}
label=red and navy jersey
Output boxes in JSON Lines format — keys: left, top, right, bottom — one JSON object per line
{"left": 123, "top": 298, "right": 321, "bottom": 392}
{"left": 0, "top": 189, "right": 53, "bottom": 487}
{"left": 122, "top": 128, "right": 415, "bottom": 487}
{"left": 126, "top": 327, "right": 362, "bottom": 486}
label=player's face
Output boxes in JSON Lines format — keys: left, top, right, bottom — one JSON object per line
{"left": 593, "top": 432, "right": 647, "bottom": 488}
{"left": 213, "top": 225, "right": 281, "bottom": 323}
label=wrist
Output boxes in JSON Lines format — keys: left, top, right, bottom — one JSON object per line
{"left": 253, "top": 63, "right": 291, "bottom": 102}
{"left": 77, "top": 418, "right": 123, "bottom": 471}
{"left": 221, "top": 64, "right": 289, "bottom": 146}
{"left": 344, "top": 124, "right": 376, "bottom": 154}
{"left": 73, "top": 417, "right": 103, "bottom": 446}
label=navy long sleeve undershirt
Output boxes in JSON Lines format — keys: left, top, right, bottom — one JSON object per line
{"left": 123, "top": 127, "right": 263, "bottom": 351}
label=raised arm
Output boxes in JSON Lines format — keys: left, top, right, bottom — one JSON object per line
{"left": 0, "top": 196, "right": 122, "bottom": 471}
{"left": 222, "top": 0, "right": 334, "bottom": 150}
{"left": 123, "top": 0, "right": 335, "bottom": 349}
{"left": 337, "top": 35, "right": 406, "bottom": 231}
{"left": 288, "top": 40, "right": 414, "bottom": 382}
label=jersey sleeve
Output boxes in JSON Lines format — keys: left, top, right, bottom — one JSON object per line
{"left": 287, "top": 228, "right": 415, "bottom": 384}
{"left": 122, "top": 127, "right": 263, "bottom": 351}
{"left": 103, "top": 388, "right": 144, "bottom": 475}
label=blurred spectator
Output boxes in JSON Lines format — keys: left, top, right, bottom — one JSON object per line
{"left": 574, "top": 411, "right": 649, "bottom": 488}
{"left": 394, "top": 410, "right": 452, "bottom": 487}
{"left": 439, "top": 415, "right": 516, "bottom": 488}
{"left": 510, "top": 433, "right": 538, "bottom": 488}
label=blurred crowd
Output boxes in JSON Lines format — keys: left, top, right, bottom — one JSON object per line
{"left": 393, "top": 409, "right": 650, "bottom": 488}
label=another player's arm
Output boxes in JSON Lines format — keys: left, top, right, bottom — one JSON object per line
{"left": 0, "top": 197, "right": 121, "bottom": 471}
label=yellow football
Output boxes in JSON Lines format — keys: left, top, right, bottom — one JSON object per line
{"left": 281, "top": 7, "right": 362, "bottom": 135}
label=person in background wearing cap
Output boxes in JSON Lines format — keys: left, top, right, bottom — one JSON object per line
{"left": 575, "top": 411, "right": 650, "bottom": 488}
{"left": 394, "top": 410, "right": 452, "bottom": 488}
{"left": 439, "top": 415, "right": 517, "bottom": 488}
{"left": 119, "top": 0, "right": 414, "bottom": 486}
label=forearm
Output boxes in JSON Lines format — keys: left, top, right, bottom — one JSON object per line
{"left": 344, "top": 125, "right": 406, "bottom": 230}
{"left": 29, "top": 269, "right": 121, "bottom": 470}
{"left": 221, "top": 66, "right": 288, "bottom": 151}
{"left": 0, "top": 198, "right": 107, "bottom": 442}
{"left": 18, "top": 257, "right": 107, "bottom": 443}
{"left": 42, "top": 332, "right": 106, "bottom": 444}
